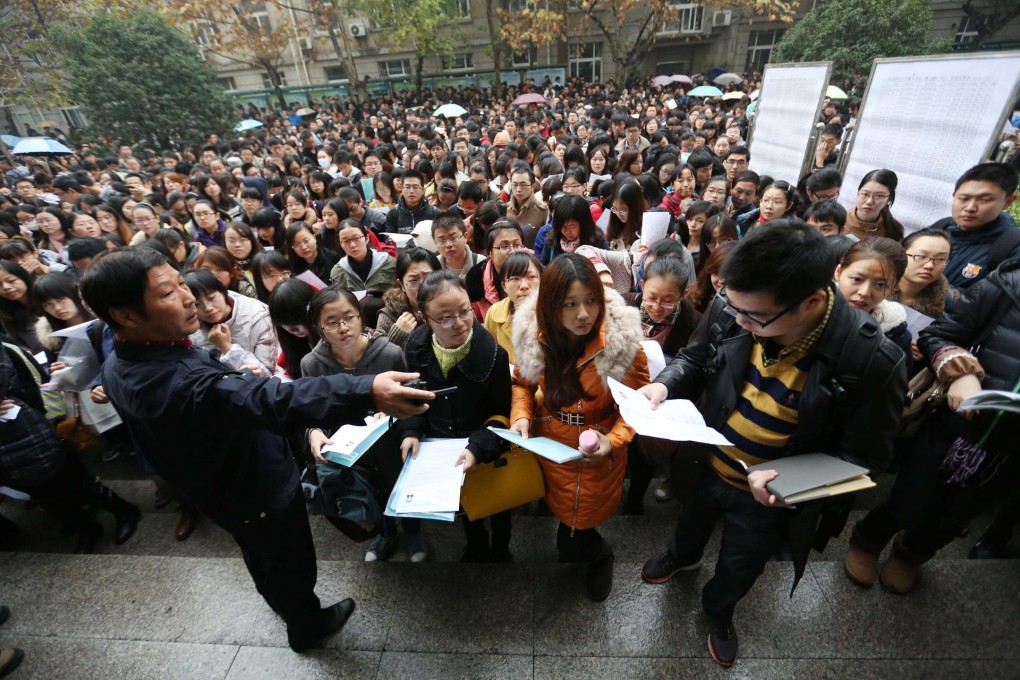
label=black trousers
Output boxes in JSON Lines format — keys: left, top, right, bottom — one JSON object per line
{"left": 225, "top": 489, "right": 323, "bottom": 646}
{"left": 668, "top": 470, "right": 784, "bottom": 623}
{"left": 464, "top": 510, "right": 512, "bottom": 554}
{"left": 903, "top": 447, "right": 1020, "bottom": 559}
{"left": 855, "top": 426, "right": 945, "bottom": 548}
{"left": 557, "top": 522, "right": 604, "bottom": 562}
{"left": 10, "top": 451, "right": 97, "bottom": 533}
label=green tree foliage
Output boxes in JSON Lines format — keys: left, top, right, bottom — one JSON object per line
{"left": 358, "top": 0, "right": 464, "bottom": 94}
{"left": 773, "top": 0, "right": 948, "bottom": 83}
{"left": 54, "top": 11, "right": 235, "bottom": 147}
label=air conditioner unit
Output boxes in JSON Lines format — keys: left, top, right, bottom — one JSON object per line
{"left": 713, "top": 10, "right": 732, "bottom": 27}
{"left": 349, "top": 22, "right": 367, "bottom": 39}
{"left": 297, "top": 36, "right": 314, "bottom": 54}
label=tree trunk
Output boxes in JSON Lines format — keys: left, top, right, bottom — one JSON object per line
{"left": 324, "top": 2, "right": 368, "bottom": 101}
{"left": 265, "top": 64, "right": 287, "bottom": 109}
{"left": 485, "top": 0, "right": 502, "bottom": 89}
{"left": 415, "top": 53, "right": 425, "bottom": 96}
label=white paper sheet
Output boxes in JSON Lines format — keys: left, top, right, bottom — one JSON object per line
{"left": 595, "top": 207, "right": 612, "bottom": 231}
{"left": 641, "top": 212, "right": 671, "bottom": 247}
{"left": 840, "top": 54, "right": 1020, "bottom": 234}
{"left": 607, "top": 377, "right": 733, "bottom": 446}
{"left": 295, "top": 269, "right": 328, "bottom": 290}
{"left": 394, "top": 438, "right": 467, "bottom": 514}
{"left": 749, "top": 63, "right": 830, "bottom": 185}
{"left": 901, "top": 304, "right": 935, "bottom": 340}
{"left": 47, "top": 320, "right": 95, "bottom": 340}
{"left": 0, "top": 404, "right": 21, "bottom": 422}
{"left": 640, "top": 341, "right": 666, "bottom": 380}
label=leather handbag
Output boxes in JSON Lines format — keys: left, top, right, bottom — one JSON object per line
{"left": 898, "top": 367, "right": 944, "bottom": 438}
{"left": 461, "top": 447, "right": 545, "bottom": 521}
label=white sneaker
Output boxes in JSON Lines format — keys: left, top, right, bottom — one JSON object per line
{"left": 405, "top": 534, "right": 428, "bottom": 563}
{"left": 365, "top": 533, "right": 397, "bottom": 562}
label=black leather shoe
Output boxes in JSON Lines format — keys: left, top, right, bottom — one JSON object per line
{"left": 114, "top": 502, "right": 141, "bottom": 545}
{"left": 968, "top": 537, "right": 1009, "bottom": 560}
{"left": 0, "top": 606, "right": 9, "bottom": 627}
{"left": 73, "top": 522, "right": 103, "bottom": 554}
{"left": 708, "top": 619, "right": 738, "bottom": 668}
{"left": 585, "top": 545, "right": 614, "bottom": 602}
{"left": 289, "top": 599, "right": 356, "bottom": 652}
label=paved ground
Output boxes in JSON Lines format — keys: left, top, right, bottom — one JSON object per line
{"left": 0, "top": 448, "right": 1017, "bottom": 679}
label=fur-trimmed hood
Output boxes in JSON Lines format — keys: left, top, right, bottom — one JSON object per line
{"left": 34, "top": 316, "right": 62, "bottom": 352}
{"left": 892, "top": 275, "right": 952, "bottom": 319}
{"left": 512, "top": 286, "right": 643, "bottom": 385}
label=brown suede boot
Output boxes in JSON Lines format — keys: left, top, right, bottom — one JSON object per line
{"left": 844, "top": 524, "right": 884, "bottom": 588}
{"left": 879, "top": 531, "right": 928, "bottom": 595}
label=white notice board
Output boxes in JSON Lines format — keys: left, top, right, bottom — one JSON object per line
{"left": 840, "top": 53, "right": 1020, "bottom": 235}
{"left": 748, "top": 62, "right": 832, "bottom": 184}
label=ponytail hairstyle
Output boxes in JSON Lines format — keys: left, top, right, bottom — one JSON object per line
{"left": 857, "top": 169, "right": 904, "bottom": 242}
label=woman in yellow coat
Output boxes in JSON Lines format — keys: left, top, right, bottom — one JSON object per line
{"left": 510, "top": 254, "right": 649, "bottom": 601}
{"left": 483, "top": 251, "right": 543, "bottom": 364}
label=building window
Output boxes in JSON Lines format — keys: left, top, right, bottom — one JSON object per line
{"left": 511, "top": 47, "right": 535, "bottom": 68}
{"left": 954, "top": 14, "right": 979, "bottom": 45}
{"left": 660, "top": 3, "right": 704, "bottom": 34}
{"left": 455, "top": 0, "right": 471, "bottom": 18}
{"left": 323, "top": 65, "right": 348, "bottom": 82}
{"left": 745, "top": 29, "right": 783, "bottom": 71}
{"left": 196, "top": 21, "right": 217, "bottom": 48}
{"left": 443, "top": 53, "right": 474, "bottom": 71}
{"left": 261, "top": 71, "right": 288, "bottom": 89}
{"left": 507, "top": 0, "right": 533, "bottom": 10}
{"left": 378, "top": 59, "right": 412, "bottom": 77}
{"left": 249, "top": 2, "right": 272, "bottom": 32}
{"left": 59, "top": 107, "right": 85, "bottom": 128}
{"left": 568, "top": 42, "right": 602, "bottom": 82}
{"left": 217, "top": 77, "right": 238, "bottom": 91}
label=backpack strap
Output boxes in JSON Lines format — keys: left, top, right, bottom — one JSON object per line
{"left": 87, "top": 319, "right": 107, "bottom": 361}
{"left": 987, "top": 228, "right": 1020, "bottom": 273}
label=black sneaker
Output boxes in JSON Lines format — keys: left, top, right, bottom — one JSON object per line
{"left": 708, "top": 619, "right": 738, "bottom": 668}
{"left": 641, "top": 552, "right": 702, "bottom": 584}
{"left": 968, "top": 537, "right": 1009, "bottom": 560}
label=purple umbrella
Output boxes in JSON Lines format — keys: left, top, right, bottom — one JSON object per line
{"left": 651, "top": 75, "right": 672, "bottom": 86}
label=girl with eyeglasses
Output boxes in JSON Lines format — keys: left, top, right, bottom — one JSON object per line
{"left": 329, "top": 219, "right": 395, "bottom": 293}
{"left": 484, "top": 251, "right": 543, "bottom": 364}
{"left": 625, "top": 255, "right": 703, "bottom": 514}
{"left": 397, "top": 270, "right": 513, "bottom": 563}
{"left": 606, "top": 181, "right": 647, "bottom": 252}
{"left": 376, "top": 247, "right": 442, "bottom": 350}
{"left": 892, "top": 228, "right": 956, "bottom": 321}
{"left": 302, "top": 286, "right": 411, "bottom": 563}
{"left": 511, "top": 254, "right": 649, "bottom": 600}
{"left": 846, "top": 169, "right": 904, "bottom": 243}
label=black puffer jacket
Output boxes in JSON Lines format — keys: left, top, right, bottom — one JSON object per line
{"left": 396, "top": 322, "right": 511, "bottom": 462}
{"left": 919, "top": 258, "right": 1020, "bottom": 452}
{"left": 383, "top": 197, "right": 440, "bottom": 235}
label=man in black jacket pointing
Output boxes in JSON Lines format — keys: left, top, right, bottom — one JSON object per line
{"left": 80, "top": 247, "right": 434, "bottom": 652}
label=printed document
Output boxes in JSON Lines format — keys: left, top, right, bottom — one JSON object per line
{"left": 607, "top": 378, "right": 733, "bottom": 446}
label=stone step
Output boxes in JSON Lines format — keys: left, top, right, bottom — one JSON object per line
{"left": 0, "top": 479, "right": 1012, "bottom": 565}
{"left": 0, "top": 551, "right": 1017, "bottom": 678}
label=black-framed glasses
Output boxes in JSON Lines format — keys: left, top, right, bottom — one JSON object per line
{"left": 717, "top": 286, "right": 802, "bottom": 329}
{"left": 321, "top": 314, "right": 360, "bottom": 333}
{"left": 905, "top": 253, "right": 949, "bottom": 266}
{"left": 425, "top": 307, "right": 473, "bottom": 328}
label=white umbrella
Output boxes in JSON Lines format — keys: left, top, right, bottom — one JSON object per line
{"left": 826, "top": 85, "right": 849, "bottom": 100}
{"left": 721, "top": 91, "right": 746, "bottom": 101}
{"left": 713, "top": 73, "right": 743, "bottom": 86}
{"left": 11, "top": 137, "right": 72, "bottom": 155}
{"left": 433, "top": 103, "right": 468, "bottom": 118}
{"left": 651, "top": 75, "right": 672, "bottom": 87}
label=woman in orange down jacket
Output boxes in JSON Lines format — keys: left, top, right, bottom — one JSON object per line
{"left": 510, "top": 253, "right": 649, "bottom": 602}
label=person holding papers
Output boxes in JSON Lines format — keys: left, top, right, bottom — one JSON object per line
{"left": 301, "top": 287, "right": 419, "bottom": 563}
{"left": 637, "top": 222, "right": 906, "bottom": 668}
{"left": 397, "top": 270, "right": 514, "bottom": 563}
{"left": 82, "top": 247, "right": 432, "bottom": 653}
{"left": 850, "top": 257, "right": 1020, "bottom": 594}
{"left": 538, "top": 195, "right": 609, "bottom": 266}
{"left": 511, "top": 254, "right": 649, "bottom": 601}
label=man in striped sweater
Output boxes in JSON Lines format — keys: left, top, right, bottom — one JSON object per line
{"left": 637, "top": 221, "right": 907, "bottom": 668}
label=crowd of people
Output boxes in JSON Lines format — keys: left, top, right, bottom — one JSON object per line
{"left": 0, "top": 73, "right": 1018, "bottom": 669}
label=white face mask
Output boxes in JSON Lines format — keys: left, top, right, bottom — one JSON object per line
{"left": 318, "top": 157, "right": 330, "bottom": 169}
{"left": 25, "top": 220, "right": 38, "bottom": 231}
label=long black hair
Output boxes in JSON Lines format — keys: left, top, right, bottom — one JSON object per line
{"left": 267, "top": 278, "right": 318, "bottom": 378}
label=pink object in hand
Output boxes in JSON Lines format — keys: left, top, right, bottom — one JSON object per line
{"left": 579, "top": 429, "right": 600, "bottom": 453}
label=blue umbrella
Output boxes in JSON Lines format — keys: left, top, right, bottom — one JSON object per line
{"left": 688, "top": 85, "right": 724, "bottom": 98}
{"left": 705, "top": 67, "right": 727, "bottom": 81}
{"left": 0, "top": 135, "right": 20, "bottom": 147}
{"left": 234, "top": 119, "right": 264, "bottom": 132}
{"left": 11, "top": 137, "right": 72, "bottom": 155}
